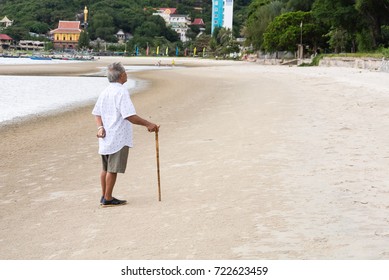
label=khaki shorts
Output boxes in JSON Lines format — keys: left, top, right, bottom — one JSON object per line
{"left": 101, "top": 146, "right": 129, "bottom": 173}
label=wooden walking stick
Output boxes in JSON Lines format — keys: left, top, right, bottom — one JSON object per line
{"left": 155, "top": 129, "right": 161, "bottom": 201}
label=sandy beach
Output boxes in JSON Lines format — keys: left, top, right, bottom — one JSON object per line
{"left": 0, "top": 56, "right": 389, "bottom": 260}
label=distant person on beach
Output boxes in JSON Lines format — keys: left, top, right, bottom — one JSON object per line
{"left": 92, "top": 62, "right": 159, "bottom": 207}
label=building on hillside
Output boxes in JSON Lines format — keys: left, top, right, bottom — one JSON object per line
{"left": 18, "top": 40, "right": 45, "bottom": 51}
{"left": 170, "top": 14, "right": 191, "bottom": 42}
{"left": 115, "top": 29, "right": 133, "bottom": 43}
{"left": 0, "top": 16, "right": 13, "bottom": 29}
{"left": 211, "top": 0, "right": 234, "bottom": 34}
{"left": 116, "top": 30, "right": 126, "bottom": 43}
{"left": 192, "top": 18, "right": 206, "bottom": 38}
{"left": 153, "top": 8, "right": 198, "bottom": 42}
{"left": 0, "top": 34, "right": 13, "bottom": 51}
{"left": 223, "top": 0, "right": 234, "bottom": 30}
{"left": 192, "top": 18, "right": 205, "bottom": 26}
{"left": 50, "top": 21, "right": 82, "bottom": 50}
{"left": 153, "top": 8, "right": 177, "bottom": 24}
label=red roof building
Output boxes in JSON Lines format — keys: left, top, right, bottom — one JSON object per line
{"left": 50, "top": 21, "right": 82, "bottom": 50}
{"left": 0, "top": 34, "right": 13, "bottom": 50}
{"left": 0, "top": 34, "right": 13, "bottom": 40}
{"left": 157, "top": 8, "right": 177, "bottom": 15}
{"left": 192, "top": 18, "right": 205, "bottom": 26}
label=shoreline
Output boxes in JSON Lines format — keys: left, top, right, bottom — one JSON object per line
{"left": 0, "top": 56, "right": 237, "bottom": 76}
{"left": 1, "top": 59, "right": 389, "bottom": 259}
{"left": 0, "top": 57, "right": 239, "bottom": 129}
{"left": 0, "top": 74, "right": 148, "bottom": 129}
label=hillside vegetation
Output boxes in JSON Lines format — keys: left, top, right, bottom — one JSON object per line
{"left": 1, "top": 0, "right": 389, "bottom": 57}
{"left": 0, "top": 1, "right": 248, "bottom": 40}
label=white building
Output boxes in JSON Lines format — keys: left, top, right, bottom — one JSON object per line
{"left": 18, "top": 40, "right": 45, "bottom": 51}
{"left": 223, "top": 0, "right": 233, "bottom": 30}
{"left": 170, "top": 14, "right": 191, "bottom": 42}
{"left": 153, "top": 8, "right": 192, "bottom": 42}
{"left": 152, "top": 8, "right": 177, "bottom": 25}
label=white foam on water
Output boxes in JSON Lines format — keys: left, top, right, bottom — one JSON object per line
{"left": 0, "top": 57, "right": 84, "bottom": 65}
{"left": 0, "top": 75, "right": 136, "bottom": 124}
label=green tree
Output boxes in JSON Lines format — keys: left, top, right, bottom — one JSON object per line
{"left": 243, "top": 0, "right": 284, "bottom": 50}
{"left": 136, "top": 21, "right": 162, "bottom": 38}
{"left": 23, "top": 21, "right": 50, "bottom": 34}
{"left": 78, "top": 30, "right": 90, "bottom": 49}
{"left": 326, "top": 28, "right": 352, "bottom": 53}
{"left": 263, "top": 11, "right": 324, "bottom": 53}
{"left": 382, "top": 25, "right": 389, "bottom": 47}
{"left": 187, "top": 24, "right": 200, "bottom": 41}
{"left": 355, "top": 0, "right": 389, "bottom": 47}
{"left": 233, "top": 0, "right": 251, "bottom": 38}
{"left": 194, "top": 34, "right": 212, "bottom": 50}
{"left": 285, "top": 0, "right": 315, "bottom": 11}
{"left": 212, "top": 28, "right": 240, "bottom": 57}
{"left": 312, "top": 0, "right": 359, "bottom": 30}
{"left": 134, "top": 15, "right": 179, "bottom": 43}
{"left": 3, "top": 26, "right": 28, "bottom": 41}
{"left": 356, "top": 28, "right": 375, "bottom": 51}
{"left": 312, "top": 0, "right": 360, "bottom": 52}
{"left": 45, "top": 41, "right": 54, "bottom": 51}
{"left": 89, "top": 12, "right": 116, "bottom": 41}
{"left": 0, "top": 0, "right": 251, "bottom": 56}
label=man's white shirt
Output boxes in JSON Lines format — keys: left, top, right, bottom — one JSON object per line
{"left": 92, "top": 82, "right": 136, "bottom": 155}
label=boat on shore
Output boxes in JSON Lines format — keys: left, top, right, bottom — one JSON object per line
{"left": 51, "top": 53, "right": 94, "bottom": 61}
{"left": 1, "top": 53, "right": 22, "bottom": 58}
{"left": 30, "top": 55, "right": 52, "bottom": 60}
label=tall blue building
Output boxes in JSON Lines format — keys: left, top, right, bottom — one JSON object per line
{"left": 211, "top": 0, "right": 224, "bottom": 34}
{"left": 211, "top": 0, "right": 234, "bottom": 34}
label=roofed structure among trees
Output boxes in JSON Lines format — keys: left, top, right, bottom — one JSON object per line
{"left": 0, "top": 16, "right": 13, "bottom": 28}
{"left": 50, "top": 21, "right": 82, "bottom": 50}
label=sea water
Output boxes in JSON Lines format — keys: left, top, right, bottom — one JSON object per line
{"left": 0, "top": 57, "right": 84, "bottom": 65}
{"left": 0, "top": 59, "right": 173, "bottom": 125}
{"left": 0, "top": 76, "right": 138, "bottom": 125}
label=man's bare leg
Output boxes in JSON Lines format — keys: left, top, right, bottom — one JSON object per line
{"left": 100, "top": 170, "right": 107, "bottom": 198}
{"left": 104, "top": 172, "right": 117, "bottom": 201}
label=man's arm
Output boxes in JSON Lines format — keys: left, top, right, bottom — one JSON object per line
{"left": 95, "top": 115, "right": 106, "bottom": 138}
{"left": 126, "top": 115, "right": 159, "bottom": 132}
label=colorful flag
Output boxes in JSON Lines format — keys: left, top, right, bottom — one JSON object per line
{"left": 156, "top": 46, "right": 159, "bottom": 55}
{"left": 194, "top": 47, "right": 197, "bottom": 56}
{"left": 146, "top": 46, "right": 149, "bottom": 56}
{"left": 166, "top": 47, "right": 169, "bottom": 56}
{"left": 176, "top": 46, "right": 179, "bottom": 56}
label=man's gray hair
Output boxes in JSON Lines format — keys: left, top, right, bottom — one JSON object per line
{"left": 107, "top": 62, "right": 126, "bottom": 82}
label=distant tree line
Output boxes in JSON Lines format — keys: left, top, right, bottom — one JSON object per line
{"left": 2, "top": 0, "right": 387, "bottom": 56}
{"left": 0, "top": 0, "right": 251, "bottom": 56}
{"left": 244, "top": 0, "right": 389, "bottom": 55}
